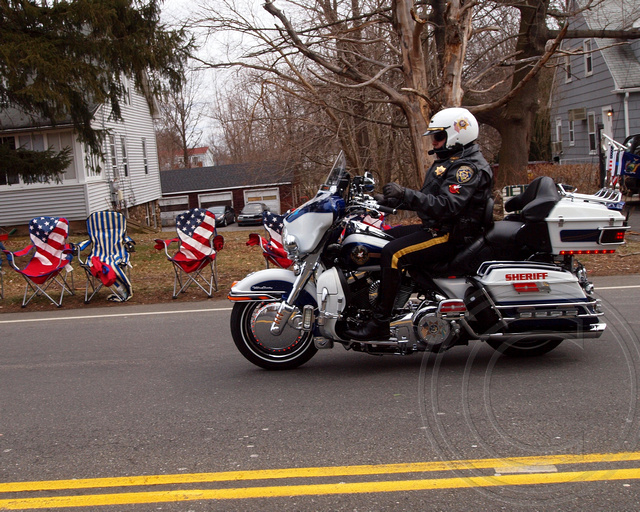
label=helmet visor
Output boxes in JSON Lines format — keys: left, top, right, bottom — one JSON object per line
{"left": 432, "top": 130, "right": 447, "bottom": 142}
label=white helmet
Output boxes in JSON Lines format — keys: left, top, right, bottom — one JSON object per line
{"left": 424, "top": 107, "right": 479, "bottom": 149}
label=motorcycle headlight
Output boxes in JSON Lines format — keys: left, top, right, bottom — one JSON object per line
{"left": 282, "top": 226, "right": 299, "bottom": 258}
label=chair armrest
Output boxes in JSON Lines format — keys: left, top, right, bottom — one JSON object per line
{"left": 74, "top": 239, "right": 91, "bottom": 264}
{"left": 124, "top": 237, "right": 136, "bottom": 253}
{"left": 154, "top": 238, "right": 178, "bottom": 258}
{"left": 246, "top": 233, "right": 262, "bottom": 247}
{"left": 213, "top": 235, "right": 224, "bottom": 252}
{"left": 2, "top": 245, "right": 34, "bottom": 271}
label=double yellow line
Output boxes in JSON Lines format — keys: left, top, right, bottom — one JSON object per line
{"left": 2, "top": 451, "right": 640, "bottom": 509}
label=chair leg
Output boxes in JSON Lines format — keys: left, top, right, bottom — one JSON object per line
{"left": 83, "top": 268, "right": 103, "bottom": 303}
{"left": 172, "top": 259, "right": 216, "bottom": 298}
{"left": 21, "top": 274, "right": 68, "bottom": 308}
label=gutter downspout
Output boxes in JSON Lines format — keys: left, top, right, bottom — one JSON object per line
{"left": 614, "top": 88, "right": 640, "bottom": 138}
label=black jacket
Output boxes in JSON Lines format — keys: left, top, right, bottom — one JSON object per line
{"left": 401, "top": 144, "right": 493, "bottom": 235}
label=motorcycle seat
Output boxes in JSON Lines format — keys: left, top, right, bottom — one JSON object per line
{"left": 504, "top": 176, "right": 560, "bottom": 222}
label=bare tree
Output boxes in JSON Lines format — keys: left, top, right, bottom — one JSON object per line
{"left": 156, "top": 65, "right": 208, "bottom": 169}
{"left": 191, "top": 0, "right": 640, "bottom": 185}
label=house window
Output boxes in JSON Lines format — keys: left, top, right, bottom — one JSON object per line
{"left": 120, "top": 136, "right": 128, "bottom": 177}
{"left": 584, "top": 40, "right": 593, "bottom": 76}
{"left": 0, "top": 136, "right": 19, "bottom": 186}
{"left": 85, "top": 143, "right": 102, "bottom": 177}
{"left": 0, "top": 132, "right": 75, "bottom": 185}
{"left": 555, "top": 118, "right": 563, "bottom": 143}
{"left": 569, "top": 120, "right": 575, "bottom": 146}
{"left": 109, "top": 135, "right": 118, "bottom": 179}
{"left": 564, "top": 55, "right": 572, "bottom": 83}
{"left": 587, "top": 112, "right": 597, "bottom": 154}
{"left": 142, "top": 138, "right": 148, "bottom": 174}
{"left": 49, "top": 132, "right": 76, "bottom": 181}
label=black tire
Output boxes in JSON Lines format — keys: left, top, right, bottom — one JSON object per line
{"left": 486, "top": 338, "right": 563, "bottom": 357}
{"left": 230, "top": 301, "right": 317, "bottom": 370}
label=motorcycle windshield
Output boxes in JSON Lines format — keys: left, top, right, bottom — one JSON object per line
{"left": 283, "top": 152, "right": 348, "bottom": 255}
{"left": 319, "top": 152, "right": 348, "bottom": 196}
{"left": 287, "top": 152, "right": 348, "bottom": 221}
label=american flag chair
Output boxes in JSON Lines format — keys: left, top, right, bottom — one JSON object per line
{"left": 1, "top": 217, "right": 74, "bottom": 307}
{"left": 0, "top": 233, "right": 7, "bottom": 299}
{"left": 75, "top": 211, "right": 136, "bottom": 303}
{"left": 246, "top": 211, "right": 292, "bottom": 269}
{"left": 154, "top": 208, "right": 223, "bottom": 298}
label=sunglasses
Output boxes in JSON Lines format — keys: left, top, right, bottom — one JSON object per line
{"left": 432, "top": 131, "right": 447, "bottom": 142}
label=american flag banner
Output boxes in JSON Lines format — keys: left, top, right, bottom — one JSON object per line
{"left": 176, "top": 209, "right": 216, "bottom": 260}
{"left": 607, "top": 146, "right": 622, "bottom": 186}
{"left": 606, "top": 144, "right": 615, "bottom": 175}
{"left": 347, "top": 212, "right": 390, "bottom": 230}
{"left": 263, "top": 211, "right": 286, "bottom": 247}
{"left": 29, "top": 216, "right": 69, "bottom": 266}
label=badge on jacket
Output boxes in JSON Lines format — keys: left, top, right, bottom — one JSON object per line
{"left": 449, "top": 184, "right": 461, "bottom": 194}
{"left": 435, "top": 165, "right": 446, "bottom": 176}
{"left": 456, "top": 166, "right": 474, "bottom": 183}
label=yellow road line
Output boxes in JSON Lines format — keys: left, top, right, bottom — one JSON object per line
{"left": 1, "top": 467, "right": 640, "bottom": 509}
{"left": 2, "top": 451, "right": 640, "bottom": 494}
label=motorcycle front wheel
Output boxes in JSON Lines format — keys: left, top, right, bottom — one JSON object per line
{"left": 230, "top": 301, "right": 317, "bottom": 370}
{"left": 486, "top": 338, "right": 563, "bottom": 357}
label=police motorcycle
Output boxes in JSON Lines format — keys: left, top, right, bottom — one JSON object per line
{"left": 228, "top": 152, "right": 629, "bottom": 370}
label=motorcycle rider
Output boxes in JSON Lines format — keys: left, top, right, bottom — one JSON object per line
{"left": 345, "top": 107, "right": 494, "bottom": 341}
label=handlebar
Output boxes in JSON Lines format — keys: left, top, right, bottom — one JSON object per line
{"left": 377, "top": 204, "right": 397, "bottom": 215}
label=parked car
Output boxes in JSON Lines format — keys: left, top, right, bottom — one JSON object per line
{"left": 237, "top": 202, "right": 268, "bottom": 226}
{"left": 207, "top": 205, "right": 235, "bottom": 227}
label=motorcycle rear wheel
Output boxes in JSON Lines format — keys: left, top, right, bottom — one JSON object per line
{"left": 230, "top": 301, "right": 317, "bottom": 370}
{"left": 486, "top": 338, "right": 563, "bottom": 357}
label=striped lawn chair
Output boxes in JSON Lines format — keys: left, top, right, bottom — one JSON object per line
{"left": 76, "top": 211, "right": 135, "bottom": 303}
{"left": 2, "top": 217, "right": 74, "bottom": 307}
{"left": 154, "top": 208, "right": 223, "bottom": 298}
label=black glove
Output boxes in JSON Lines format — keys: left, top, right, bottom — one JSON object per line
{"left": 373, "top": 193, "right": 388, "bottom": 206}
{"left": 383, "top": 182, "right": 405, "bottom": 202}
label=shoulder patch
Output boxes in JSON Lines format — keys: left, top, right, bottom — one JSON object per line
{"left": 456, "top": 166, "right": 474, "bottom": 184}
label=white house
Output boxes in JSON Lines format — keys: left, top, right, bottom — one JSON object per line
{"left": 0, "top": 78, "right": 162, "bottom": 229}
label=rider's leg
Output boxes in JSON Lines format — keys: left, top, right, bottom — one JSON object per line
{"left": 345, "top": 227, "right": 453, "bottom": 341}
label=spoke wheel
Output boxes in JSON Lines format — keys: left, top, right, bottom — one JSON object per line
{"left": 230, "top": 301, "right": 317, "bottom": 370}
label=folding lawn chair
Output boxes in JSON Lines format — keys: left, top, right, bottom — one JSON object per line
{"left": 75, "top": 211, "right": 136, "bottom": 303}
{"left": 246, "top": 210, "right": 292, "bottom": 269}
{"left": 154, "top": 208, "right": 223, "bottom": 298}
{"left": 0, "top": 233, "right": 7, "bottom": 299}
{"left": 2, "top": 216, "right": 74, "bottom": 307}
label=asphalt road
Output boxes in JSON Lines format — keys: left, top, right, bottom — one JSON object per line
{"left": 1, "top": 275, "right": 640, "bottom": 511}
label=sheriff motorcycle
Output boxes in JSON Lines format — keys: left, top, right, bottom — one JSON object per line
{"left": 228, "top": 153, "right": 628, "bottom": 370}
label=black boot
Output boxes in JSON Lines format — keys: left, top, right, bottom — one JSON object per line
{"left": 345, "top": 268, "right": 401, "bottom": 341}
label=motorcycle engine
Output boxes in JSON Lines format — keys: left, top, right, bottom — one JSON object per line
{"left": 414, "top": 306, "right": 456, "bottom": 350}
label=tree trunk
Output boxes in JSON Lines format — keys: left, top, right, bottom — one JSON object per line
{"left": 393, "top": 0, "right": 432, "bottom": 185}
{"left": 487, "top": 0, "right": 549, "bottom": 187}
{"left": 495, "top": 110, "right": 532, "bottom": 187}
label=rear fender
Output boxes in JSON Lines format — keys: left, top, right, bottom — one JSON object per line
{"left": 228, "top": 268, "right": 317, "bottom": 306}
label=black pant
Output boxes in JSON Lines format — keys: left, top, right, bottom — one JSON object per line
{"left": 381, "top": 224, "right": 455, "bottom": 271}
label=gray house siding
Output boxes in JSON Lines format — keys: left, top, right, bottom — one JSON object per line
{"left": 0, "top": 184, "right": 87, "bottom": 225}
{"left": 550, "top": 0, "right": 640, "bottom": 165}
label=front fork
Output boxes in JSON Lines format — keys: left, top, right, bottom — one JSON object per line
{"left": 270, "top": 254, "right": 320, "bottom": 335}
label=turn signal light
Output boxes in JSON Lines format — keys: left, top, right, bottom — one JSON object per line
{"left": 560, "top": 249, "right": 616, "bottom": 255}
